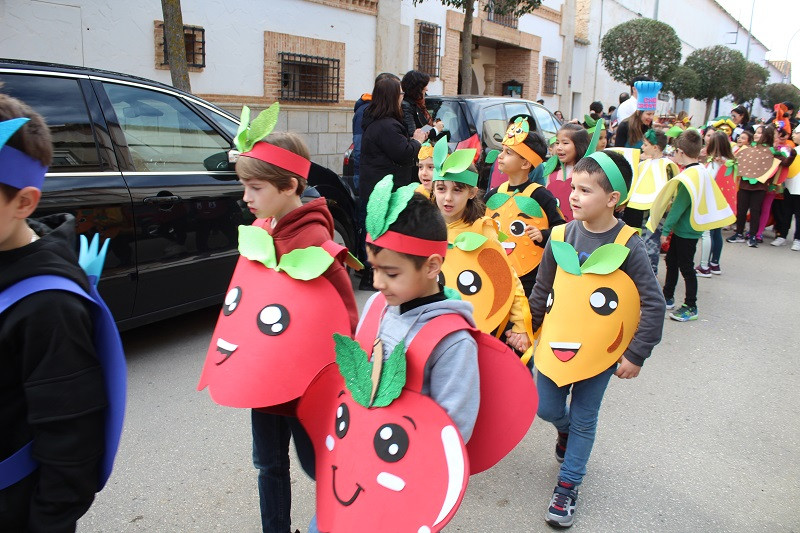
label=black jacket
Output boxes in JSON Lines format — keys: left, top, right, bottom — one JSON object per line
{"left": 401, "top": 99, "right": 445, "bottom": 142}
{"left": 359, "top": 108, "right": 421, "bottom": 197}
{"left": 0, "top": 214, "right": 106, "bottom": 533}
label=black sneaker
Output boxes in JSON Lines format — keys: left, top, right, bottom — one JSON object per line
{"left": 748, "top": 236, "right": 758, "bottom": 248}
{"left": 545, "top": 480, "right": 578, "bottom": 528}
{"left": 555, "top": 431, "right": 568, "bottom": 463}
{"left": 726, "top": 233, "right": 745, "bottom": 243}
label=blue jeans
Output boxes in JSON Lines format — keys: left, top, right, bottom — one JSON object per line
{"left": 536, "top": 365, "right": 616, "bottom": 486}
{"left": 642, "top": 221, "right": 663, "bottom": 274}
{"left": 252, "top": 410, "right": 316, "bottom": 533}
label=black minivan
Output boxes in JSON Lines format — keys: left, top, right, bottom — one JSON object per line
{"left": 0, "top": 60, "right": 356, "bottom": 330}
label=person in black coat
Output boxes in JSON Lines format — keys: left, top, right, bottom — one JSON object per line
{"left": 400, "top": 70, "right": 433, "bottom": 137}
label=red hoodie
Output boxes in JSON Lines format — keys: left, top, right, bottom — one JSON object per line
{"left": 259, "top": 197, "right": 358, "bottom": 332}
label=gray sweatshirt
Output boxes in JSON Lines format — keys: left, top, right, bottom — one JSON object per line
{"left": 529, "top": 219, "right": 666, "bottom": 366}
{"left": 358, "top": 292, "right": 480, "bottom": 442}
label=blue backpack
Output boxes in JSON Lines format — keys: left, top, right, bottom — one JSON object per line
{"left": 0, "top": 235, "right": 126, "bottom": 491}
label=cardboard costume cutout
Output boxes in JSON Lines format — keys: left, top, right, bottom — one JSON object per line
{"left": 736, "top": 145, "right": 781, "bottom": 184}
{"left": 535, "top": 225, "right": 640, "bottom": 387}
{"left": 485, "top": 182, "right": 549, "bottom": 276}
{"left": 646, "top": 165, "right": 736, "bottom": 233}
{"left": 629, "top": 157, "right": 679, "bottom": 210}
{"left": 714, "top": 160, "right": 738, "bottom": 214}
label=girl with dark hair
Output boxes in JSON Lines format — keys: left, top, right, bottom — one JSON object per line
{"left": 696, "top": 132, "right": 736, "bottom": 275}
{"left": 614, "top": 109, "right": 654, "bottom": 149}
{"left": 546, "top": 123, "right": 591, "bottom": 222}
{"left": 731, "top": 105, "right": 750, "bottom": 141}
{"left": 401, "top": 70, "right": 433, "bottom": 137}
{"left": 359, "top": 76, "right": 427, "bottom": 288}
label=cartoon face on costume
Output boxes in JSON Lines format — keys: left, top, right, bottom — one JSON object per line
{"left": 535, "top": 241, "right": 640, "bottom": 387}
{"left": 438, "top": 231, "right": 515, "bottom": 333}
{"left": 298, "top": 363, "right": 468, "bottom": 533}
{"left": 504, "top": 117, "right": 530, "bottom": 145}
{"left": 485, "top": 193, "right": 549, "bottom": 276}
{"left": 197, "top": 236, "right": 350, "bottom": 408}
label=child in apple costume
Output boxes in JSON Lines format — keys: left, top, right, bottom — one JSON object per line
{"left": 526, "top": 150, "right": 666, "bottom": 528}
{"left": 299, "top": 178, "right": 537, "bottom": 532}
{"left": 197, "top": 103, "right": 358, "bottom": 533}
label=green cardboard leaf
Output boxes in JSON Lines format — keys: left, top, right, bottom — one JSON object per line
{"left": 433, "top": 136, "right": 449, "bottom": 170}
{"left": 580, "top": 243, "right": 630, "bottom": 275}
{"left": 366, "top": 175, "right": 394, "bottom": 238}
{"left": 238, "top": 225, "right": 277, "bottom": 268}
{"left": 452, "top": 232, "right": 488, "bottom": 252}
{"left": 514, "top": 195, "right": 544, "bottom": 218}
{"left": 235, "top": 106, "right": 251, "bottom": 152}
{"left": 247, "top": 102, "right": 280, "bottom": 145}
{"left": 542, "top": 155, "right": 559, "bottom": 177}
{"left": 371, "top": 341, "right": 406, "bottom": 407}
{"left": 485, "top": 149, "right": 500, "bottom": 164}
{"left": 550, "top": 240, "right": 581, "bottom": 276}
{"left": 486, "top": 193, "right": 511, "bottom": 210}
{"left": 586, "top": 119, "right": 603, "bottom": 155}
{"left": 441, "top": 149, "right": 476, "bottom": 174}
{"left": 443, "top": 286, "right": 462, "bottom": 300}
{"left": 335, "top": 334, "right": 373, "bottom": 408}
{"left": 276, "top": 246, "right": 334, "bottom": 280}
{"left": 383, "top": 183, "right": 417, "bottom": 233}
{"left": 497, "top": 230, "right": 509, "bottom": 242}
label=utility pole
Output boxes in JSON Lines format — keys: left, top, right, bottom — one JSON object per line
{"left": 744, "top": 0, "right": 755, "bottom": 61}
{"left": 653, "top": 0, "right": 659, "bottom": 21}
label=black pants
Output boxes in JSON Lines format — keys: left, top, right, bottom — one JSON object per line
{"left": 663, "top": 234, "right": 698, "bottom": 308}
{"left": 622, "top": 207, "right": 645, "bottom": 230}
{"left": 774, "top": 190, "right": 800, "bottom": 239}
{"left": 735, "top": 188, "right": 766, "bottom": 236}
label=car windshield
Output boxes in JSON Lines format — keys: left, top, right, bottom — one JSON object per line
{"left": 425, "top": 99, "right": 470, "bottom": 143}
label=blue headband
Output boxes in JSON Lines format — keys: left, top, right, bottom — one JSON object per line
{"left": 0, "top": 118, "right": 48, "bottom": 190}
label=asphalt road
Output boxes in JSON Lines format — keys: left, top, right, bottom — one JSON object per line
{"left": 79, "top": 228, "right": 800, "bottom": 532}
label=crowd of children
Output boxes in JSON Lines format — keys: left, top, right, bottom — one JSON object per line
{"left": 4, "top": 78, "right": 798, "bottom": 532}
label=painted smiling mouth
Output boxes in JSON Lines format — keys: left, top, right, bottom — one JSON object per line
{"left": 550, "top": 342, "right": 581, "bottom": 362}
{"left": 215, "top": 338, "right": 238, "bottom": 365}
{"left": 331, "top": 465, "right": 364, "bottom": 506}
{"left": 501, "top": 241, "right": 516, "bottom": 255}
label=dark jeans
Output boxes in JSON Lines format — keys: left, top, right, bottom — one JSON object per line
{"left": 735, "top": 188, "right": 766, "bottom": 236}
{"left": 663, "top": 234, "right": 698, "bottom": 308}
{"left": 252, "top": 410, "right": 315, "bottom": 533}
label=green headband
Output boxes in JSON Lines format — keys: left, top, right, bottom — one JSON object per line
{"left": 442, "top": 169, "right": 479, "bottom": 186}
{"left": 644, "top": 129, "right": 658, "bottom": 146}
{"left": 430, "top": 137, "right": 478, "bottom": 186}
{"left": 586, "top": 152, "right": 628, "bottom": 206}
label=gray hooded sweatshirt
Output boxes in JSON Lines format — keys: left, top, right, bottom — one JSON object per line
{"left": 358, "top": 292, "right": 480, "bottom": 442}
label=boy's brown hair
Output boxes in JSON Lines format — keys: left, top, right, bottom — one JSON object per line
{"left": 235, "top": 132, "right": 309, "bottom": 194}
{"left": 0, "top": 93, "right": 53, "bottom": 200}
{"left": 675, "top": 129, "right": 702, "bottom": 159}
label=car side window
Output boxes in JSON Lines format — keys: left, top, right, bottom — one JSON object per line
{"left": 480, "top": 104, "right": 507, "bottom": 150}
{"left": 504, "top": 102, "right": 530, "bottom": 121}
{"left": 430, "top": 101, "right": 469, "bottom": 143}
{"left": 103, "top": 83, "right": 230, "bottom": 172}
{"left": 0, "top": 73, "right": 102, "bottom": 173}
{"left": 531, "top": 105, "right": 559, "bottom": 140}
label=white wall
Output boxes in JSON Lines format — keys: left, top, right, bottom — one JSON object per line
{"left": 400, "top": 0, "right": 449, "bottom": 95}
{"left": 0, "top": 0, "right": 376, "bottom": 101}
{"left": 519, "top": 1, "right": 563, "bottom": 110}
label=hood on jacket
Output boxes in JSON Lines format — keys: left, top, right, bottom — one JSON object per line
{"left": 0, "top": 213, "right": 89, "bottom": 292}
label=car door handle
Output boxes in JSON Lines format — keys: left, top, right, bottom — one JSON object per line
{"left": 143, "top": 195, "right": 181, "bottom": 205}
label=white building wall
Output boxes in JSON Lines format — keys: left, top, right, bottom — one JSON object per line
{"left": 576, "top": 0, "right": 776, "bottom": 126}
{"left": 519, "top": 0, "right": 564, "bottom": 110}
{"left": 0, "top": 0, "right": 376, "bottom": 101}
{"left": 399, "top": 0, "right": 448, "bottom": 95}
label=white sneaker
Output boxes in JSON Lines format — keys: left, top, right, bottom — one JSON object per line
{"left": 771, "top": 237, "right": 787, "bottom": 247}
{"left": 792, "top": 240, "right": 800, "bottom": 251}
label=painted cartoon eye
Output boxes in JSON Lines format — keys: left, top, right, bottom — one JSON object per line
{"left": 457, "top": 270, "right": 482, "bottom": 295}
{"left": 589, "top": 287, "right": 618, "bottom": 316}
{"left": 223, "top": 286, "right": 242, "bottom": 316}
{"left": 515, "top": 127, "right": 523, "bottom": 135}
{"left": 373, "top": 423, "right": 409, "bottom": 463}
{"left": 494, "top": 218, "right": 501, "bottom": 231}
{"left": 546, "top": 289, "right": 555, "bottom": 313}
{"left": 335, "top": 402, "right": 350, "bottom": 439}
{"left": 509, "top": 220, "right": 526, "bottom": 236}
{"left": 437, "top": 272, "right": 446, "bottom": 286}
{"left": 257, "top": 304, "right": 290, "bottom": 335}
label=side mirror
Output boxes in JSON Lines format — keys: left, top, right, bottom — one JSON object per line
{"left": 203, "top": 151, "right": 233, "bottom": 171}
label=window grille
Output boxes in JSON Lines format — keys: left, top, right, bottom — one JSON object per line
{"left": 279, "top": 53, "right": 340, "bottom": 103}
{"left": 417, "top": 22, "right": 441, "bottom": 78}
{"left": 161, "top": 24, "right": 206, "bottom": 68}
{"left": 543, "top": 59, "right": 559, "bottom": 95}
{"left": 487, "top": 0, "right": 518, "bottom": 29}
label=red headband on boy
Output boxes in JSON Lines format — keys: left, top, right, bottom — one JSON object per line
{"left": 367, "top": 230, "right": 448, "bottom": 258}
{"left": 242, "top": 142, "right": 311, "bottom": 179}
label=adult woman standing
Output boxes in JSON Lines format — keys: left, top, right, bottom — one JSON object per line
{"left": 730, "top": 105, "right": 751, "bottom": 141}
{"left": 358, "top": 76, "right": 427, "bottom": 288}
{"left": 614, "top": 109, "right": 654, "bottom": 149}
{"left": 400, "top": 70, "right": 434, "bottom": 136}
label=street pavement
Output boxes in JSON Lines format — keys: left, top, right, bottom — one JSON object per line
{"left": 79, "top": 228, "right": 800, "bottom": 532}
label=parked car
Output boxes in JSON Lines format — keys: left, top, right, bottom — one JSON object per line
{"left": 0, "top": 59, "right": 356, "bottom": 330}
{"left": 343, "top": 95, "right": 562, "bottom": 190}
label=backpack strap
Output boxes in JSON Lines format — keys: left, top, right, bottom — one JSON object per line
{"left": 520, "top": 182, "right": 542, "bottom": 197}
{"left": 0, "top": 275, "right": 126, "bottom": 491}
{"left": 405, "top": 314, "right": 473, "bottom": 393}
{"left": 614, "top": 224, "right": 637, "bottom": 246}
{"left": 550, "top": 223, "right": 566, "bottom": 242}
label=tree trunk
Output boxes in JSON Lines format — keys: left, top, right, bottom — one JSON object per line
{"left": 459, "top": 2, "right": 474, "bottom": 95}
{"left": 161, "top": 0, "right": 191, "bottom": 93}
{"left": 703, "top": 98, "right": 713, "bottom": 124}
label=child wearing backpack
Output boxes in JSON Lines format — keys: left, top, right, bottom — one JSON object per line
{"left": 0, "top": 95, "right": 115, "bottom": 530}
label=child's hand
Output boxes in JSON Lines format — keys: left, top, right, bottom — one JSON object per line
{"left": 505, "top": 331, "right": 530, "bottom": 352}
{"left": 614, "top": 358, "right": 641, "bottom": 379}
{"left": 434, "top": 119, "right": 444, "bottom": 132}
{"left": 660, "top": 235, "right": 668, "bottom": 245}
{"left": 525, "top": 224, "right": 543, "bottom": 243}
